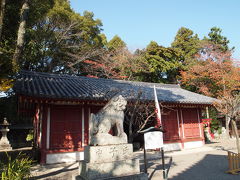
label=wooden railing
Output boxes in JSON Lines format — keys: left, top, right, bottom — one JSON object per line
{"left": 226, "top": 151, "right": 240, "bottom": 174}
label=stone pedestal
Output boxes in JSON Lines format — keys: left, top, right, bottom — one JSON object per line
{"left": 77, "top": 144, "right": 147, "bottom": 180}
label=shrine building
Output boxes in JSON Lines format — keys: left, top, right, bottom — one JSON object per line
{"left": 13, "top": 71, "right": 216, "bottom": 164}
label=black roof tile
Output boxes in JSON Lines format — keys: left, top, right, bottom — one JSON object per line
{"left": 13, "top": 71, "right": 216, "bottom": 104}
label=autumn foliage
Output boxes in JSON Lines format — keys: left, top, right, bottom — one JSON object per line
{"left": 80, "top": 48, "right": 148, "bottom": 80}
{"left": 181, "top": 42, "right": 240, "bottom": 144}
{"left": 181, "top": 42, "right": 240, "bottom": 98}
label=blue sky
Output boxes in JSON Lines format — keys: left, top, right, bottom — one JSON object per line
{"left": 70, "top": 0, "right": 239, "bottom": 58}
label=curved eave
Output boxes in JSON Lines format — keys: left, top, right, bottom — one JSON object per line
{"left": 17, "top": 93, "right": 214, "bottom": 108}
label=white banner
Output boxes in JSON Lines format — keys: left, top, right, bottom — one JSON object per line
{"left": 153, "top": 85, "right": 162, "bottom": 126}
{"left": 144, "top": 131, "right": 163, "bottom": 150}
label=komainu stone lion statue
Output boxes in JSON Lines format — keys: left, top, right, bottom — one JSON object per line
{"left": 90, "top": 95, "right": 128, "bottom": 146}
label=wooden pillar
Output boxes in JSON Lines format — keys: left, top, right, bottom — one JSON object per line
{"left": 206, "top": 107, "right": 209, "bottom": 118}
{"left": 197, "top": 109, "right": 203, "bottom": 138}
{"left": 81, "top": 107, "right": 85, "bottom": 148}
{"left": 84, "top": 107, "right": 90, "bottom": 146}
{"left": 46, "top": 106, "right": 50, "bottom": 150}
{"left": 40, "top": 105, "right": 48, "bottom": 164}
{"left": 179, "top": 108, "right": 185, "bottom": 149}
{"left": 33, "top": 104, "right": 40, "bottom": 148}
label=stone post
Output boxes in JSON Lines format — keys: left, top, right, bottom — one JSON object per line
{"left": 0, "top": 118, "right": 12, "bottom": 150}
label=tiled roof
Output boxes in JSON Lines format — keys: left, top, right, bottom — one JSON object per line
{"left": 13, "top": 71, "right": 216, "bottom": 104}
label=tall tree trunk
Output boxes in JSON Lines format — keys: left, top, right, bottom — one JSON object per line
{"left": 231, "top": 120, "right": 240, "bottom": 153}
{"left": 12, "top": 0, "right": 29, "bottom": 72}
{"left": 0, "top": 0, "right": 6, "bottom": 40}
{"left": 226, "top": 116, "right": 230, "bottom": 138}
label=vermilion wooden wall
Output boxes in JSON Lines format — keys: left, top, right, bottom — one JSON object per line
{"left": 162, "top": 107, "right": 203, "bottom": 143}
{"left": 38, "top": 103, "right": 203, "bottom": 164}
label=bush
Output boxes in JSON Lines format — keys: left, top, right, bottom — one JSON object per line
{"left": 206, "top": 107, "right": 222, "bottom": 134}
{"left": 210, "top": 118, "right": 221, "bottom": 133}
{"left": 26, "top": 130, "right": 34, "bottom": 146}
{"left": 0, "top": 152, "right": 33, "bottom": 180}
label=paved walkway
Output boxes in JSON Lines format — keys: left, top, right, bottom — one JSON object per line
{"left": 30, "top": 138, "right": 240, "bottom": 180}
{"left": 141, "top": 138, "right": 239, "bottom": 180}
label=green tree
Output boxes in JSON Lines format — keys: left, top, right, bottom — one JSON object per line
{"left": 99, "top": 33, "right": 108, "bottom": 48}
{"left": 12, "top": 0, "right": 30, "bottom": 73}
{"left": 141, "top": 41, "right": 182, "bottom": 83}
{"left": 107, "top": 35, "right": 126, "bottom": 51}
{"left": 0, "top": 0, "right": 23, "bottom": 79}
{"left": 0, "top": 0, "right": 105, "bottom": 91}
{"left": 171, "top": 27, "right": 200, "bottom": 68}
{"left": 205, "top": 27, "right": 233, "bottom": 52}
{"left": 0, "top": 0, "right": 6, "bottom": 40}
{"left": 22, "top": 6, "right": 104, "bottom": 73}
{"left": 0, "top": 0, "right": 54, "bottom": 80}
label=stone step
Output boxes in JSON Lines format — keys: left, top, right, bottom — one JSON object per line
{"left": 75, "top": 173, "right": 148, "bottom": 180}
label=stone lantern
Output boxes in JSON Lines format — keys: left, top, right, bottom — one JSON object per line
{"left": 0, "top": 118, "right": 12, "bottom": 150}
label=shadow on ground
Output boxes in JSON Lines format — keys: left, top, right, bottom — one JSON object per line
{"left": 30, "top": 163, "right": 78, "bottom": 180}
{"left": 138, "top": 150, "right": 240, "bottom": 180}
{"left": 139, "top": 154, "right": 175, "bottom": 180}
{"left": 170, "top": 154, "right": 239, "bottom": 180}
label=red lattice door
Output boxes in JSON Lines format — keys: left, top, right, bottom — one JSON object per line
{"left": 182, "top": 108, "right": 200, "bottom": 138}
{"left": 162, "top": 109, "right": 180, "bottom": 141}
{"left": 50, "top": 106, "right": 82, "bottom": 150}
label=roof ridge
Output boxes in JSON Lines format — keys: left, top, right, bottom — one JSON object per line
{"left": 116, "top": 79, "right": 180, "bottom": 88}
{"left": 20, "top": 70, "right": 180, "bottom": 88}
{"left": 20, "top": 70, "right": 78, "bottom": 79}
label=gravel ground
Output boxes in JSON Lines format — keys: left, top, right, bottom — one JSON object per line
{"left": 30, "top": 137, "right": 240, "bottom": 180}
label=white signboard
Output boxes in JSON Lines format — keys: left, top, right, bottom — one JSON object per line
{"left": 144, "top": 131, "right": 163, "bottom": 150}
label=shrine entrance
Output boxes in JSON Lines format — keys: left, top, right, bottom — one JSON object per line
{"left": 50, "top": 105, "right": 83, "bottom": 151}
{"left": 182, "top": 108, "right": 201, "bottom": 138}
